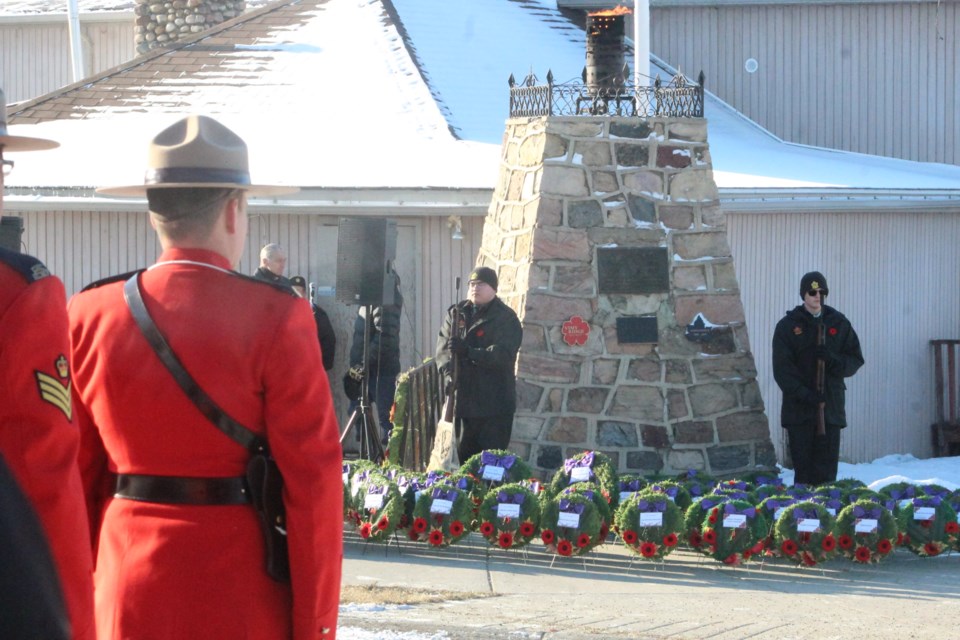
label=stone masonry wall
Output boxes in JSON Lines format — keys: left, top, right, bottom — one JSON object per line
{"left": 135, "top": 0, "right": 246, "bottom": 55}
{"left": 480, "top": 115, "right": 776, "bottom": 479}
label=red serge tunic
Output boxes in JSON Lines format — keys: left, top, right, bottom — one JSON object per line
{"left": 0, "top": 251, "right": 96, "bottom": 640}
{"left": 69, "top": 248, "right": 343, "bottom": 640}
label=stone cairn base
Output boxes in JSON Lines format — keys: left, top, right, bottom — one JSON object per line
{"left": 135, "top": 0, "right": 246, "bottom": 55}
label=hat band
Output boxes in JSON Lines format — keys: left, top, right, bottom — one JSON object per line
{"left": 145, "top": 167, "right": 252, "bottom": 186}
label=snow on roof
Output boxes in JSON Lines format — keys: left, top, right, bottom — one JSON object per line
{"left": 4, "top": 0, "right": 960, "bottom": 195}
{"left": 0, "top": 0, "right": 272, "bottom": 16}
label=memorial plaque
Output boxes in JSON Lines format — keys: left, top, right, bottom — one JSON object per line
{"left": 616, "top": 316, "right": 658, "bottom": 344}
{"left": 597, "top": 247, "right": 669, "bottom": 294}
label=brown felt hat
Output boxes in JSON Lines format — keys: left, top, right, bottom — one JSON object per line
{"left": 98, "top": 115, "right": 297, "bottom": 197}
{"left": 0, "top": 88, "right": 59, "bottom": 152}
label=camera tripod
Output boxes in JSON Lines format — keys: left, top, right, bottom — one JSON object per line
{"left": 339, "top": 305, "right": 385, "bottom": 463}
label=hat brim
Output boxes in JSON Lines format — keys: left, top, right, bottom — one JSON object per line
{"left": 96, "top": 182, "right": 299, "bottom": 197}
{"left": 0, "top": 135, "right": 60, "bottom": 152}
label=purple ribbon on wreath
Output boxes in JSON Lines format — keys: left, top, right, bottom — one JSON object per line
{"left": 764, "top": 499, "right": 796, "bottom": 513}
{"left": 792, "top": 507, "right": 820, "bottom": 522}
{"left": 481, "top": 451, "right": 517, "bottom": 470}
{"left": 619, "top": 479, "right": 643, "bottom": 492}
{"left": 724, "top": 503, "right": 756, "bottom": 518}
{"left": 367, "top": 484, "right": 387, "bottom": 495}
{"left": 638, "top": 499, "right": 667, "bottom": 512}
{"left": 814, "top": 497, "right": 843, "bottom": 512}
{"left": 558, "top": 498, "right": 586, "bottom": 514}
{"left": 698, "top": 498, "right": 722, "bottom": 511}
{"left": 722, "top": 480, "right": 749, "bottom": 491}
{"left": 497, "top": 491, "right": 525, "bottom": 505}
{"left": 650, "top": 485, "right": 678, "bottom": 499}
{"left": 455, "top": 477, "right": 471, "bottom": 491}
{"left": 912, "top": 496, "right": 942, "bottom": 508}
{"left": 425, "top": 471, "right": 448, "bottom": 486}
{"left": 432, "top": 487, "right": 459, "bottom": 501}
{"left": 564, "top": 452, "right": 595, "bottom": 476}
{"left": 722, "top": 490, "right": 750, "bottom": 501}
{"left": 754, "top": 475, "right": 780, "bottom": 487}
{"left": 852, "top": 505, "right": 883, "bottom": 520}
{"left": 887, "top": 486, "right": 916, "bottom": 500}
{"left": 688, "top": 484, "right": 704, "bottom": 497}
{"left": 923, "top": 487, "right": 950, "bottom": 499}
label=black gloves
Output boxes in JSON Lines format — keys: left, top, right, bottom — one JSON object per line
{"left": 815, "top": 344, "right": 842, "bottom": 372}
{"left": 447, "top": 336, "right": 468, "bottom": 357}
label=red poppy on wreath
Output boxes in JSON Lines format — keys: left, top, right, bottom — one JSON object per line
{"left": 557, "top": 540, "right": 573, "bottom": 556}
{"left": 781, "top": 539, "right": 798, "bottom": 556}
{"left": 498, "top": 532, "right": 514, "bottom": 549}
{"left": 919, "top": 519, "right": 933, "bottom": 529}
{"left": 663, "top": 533, "right": 678, "bottom": 547}
{"left": 838, "top": 534, "right": 853, "bottom": 549}
{"left": 377, "top": 516, "right": 389, "bottom": 531}
{"left": 923, "top": 542, "right": 941, "bottom": 556}
{"left": 688, "top": 532, "right": 703, "bottom": 547}
{"left": 854, "top": 546, "right": 872, "bottom": 563}
{"left": 576, "top": 533, "right": 592, "bottom": 548}
{"left": 945, "top": 521, "right": 960, "bottom": 534}
{"left": 897, "top": 532, "right": 906, "bottom": 546}
{"left": 622, "top": 529, "right": 638, "bottom": 545}
{"left": 359, "top": 523, "right": 372, "bottom": 539}
{"left": 399, "top": 514, "right": 410, "bottom": 529}
{"left": 702, "top": 528, "right": 717, "bottom": 545}
{"left": 412, "top": 517, "right": 427, "bottom": 533}
{"left": 449, "top": 520, "right": 465, "bottom": 537}
{"left": 821, "top": 534, "right": 836, "bottom": 552}
{"left": 428, "top": 530, "right": 445, "bottom": 546}
{"left": 876, "top": 539, "right": 893, "bottom": 554}
{"left": 640, "top": 542, "right": 658, "bottom": 558}
{"left": 801, "top": 551, "right": 816, "bottom": 567}
{"left": 828, "top": 327, "right": 838, "bottom": 336}
{"left": 541, "top": 529, "right": 555, "bottom": 545}
{"left": 519, "top": 521, "right": 536, "bottom": 537}
{"left": 598, "top": 523, "right": 609, "bottom": 541}
{"left": 408, "top": 529, "right": 419, "bottom": 541}
{"left": 480, "top": 521, "right": 495, "bottom": 536}
{"left": 723, "top": 553, "right": 740, "bottom": 566}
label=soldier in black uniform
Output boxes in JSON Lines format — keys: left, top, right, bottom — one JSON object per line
{"left": 290, "top": 275, "right": 337, "bottom": 371}
{"left": 773, "top": 272, "right": 864, "bottom": 485}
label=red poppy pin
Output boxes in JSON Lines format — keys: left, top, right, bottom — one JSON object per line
{"left": 476, "top": 329, "right": 484, "bottom": 337}
{"left": 793, "top": 326, "right": 803, "bottom": 336}
{"left": 828, "top": 327, "right": 838, "bottom": 336}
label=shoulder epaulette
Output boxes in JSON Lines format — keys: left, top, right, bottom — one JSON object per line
{"left": 0, "top": 247, "right": 53, "bottom": 284}
{"left": 231, "top": 271, "right": 298, "bottom": 297}
{"left": 80, "top": 269, "right": 144, "bottom": 292}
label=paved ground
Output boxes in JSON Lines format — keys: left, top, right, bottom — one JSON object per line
{"left": 340, "top": 532, "right": 960, "bottom": 639}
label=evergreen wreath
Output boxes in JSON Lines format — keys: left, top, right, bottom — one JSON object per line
{"left": 461, "top": 449, "right": 534, "bottom": 492}
{"left": 343, "top": 459, "right": 379, "bottom": 521}
{"left": 614, "top": 489, "right": 684, "bottom": 560}
{"left": 476, "top": 483, "right": 541, "bottom": 550}
{"left": 698, "top": 498, "right": 769, "bottom": 565}
{"left": 834, "top": 500, "right": 898, "bottom": 564}
{"left": 682, "top": 494, "right": 731, "bottom": 550}
{"left": 879, "top": 481, "right": 919, "bottom": 513}
{"left": 773, "top": 501, "right": 838, "bottom": 567}
{"left": 950, "top": 490, "right": 960, "bottom": 552}
{"left": 410, "top": 481, "right": 475, "bottom": 548}
{"left": 616, "top": 474, "right": 647, "bottom": 507}
{"left": 675, "top": 470, "right": 714, "bottom": 503}
{"left": 539, "top": 491, "right": 603, "bottom": 557}
{"left": 393, "top": 471, "right": 428, "bottom": 537}
{"left": 548, "top": 451, "right": 619, "bottom": 507}
{"left": 739, "top": 470, "right": 785, "bottom": 490}
{"left": 895, "top": 495, "right": 959, "bottom": 557}
{"left": 845, "top": 488, "right": 897, "bottom": 513}
{"left": 558, "top": 482, "right": 613, "bottom": 544}
{"left": 350, "top": 470, "right": 404, "bottom": 543}
{"left": 644, "top": 480, "right": 693, "bottom": 511}
{"left": 918, "top": 483, "right": 953, "bottom": 501}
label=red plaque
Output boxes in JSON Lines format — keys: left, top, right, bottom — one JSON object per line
{"left": 561, "top": 315, "right": 590, "bottom": 346}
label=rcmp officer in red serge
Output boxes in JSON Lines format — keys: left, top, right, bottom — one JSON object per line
{"left": 0, "top": 88, "right": 96, "bottom": 639}
{"left": 70, "top": 115, "right": 342, "bottom": 639}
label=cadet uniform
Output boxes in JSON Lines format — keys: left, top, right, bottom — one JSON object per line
{"left": 0, "top": 248, "right": 95, "bottom": 640}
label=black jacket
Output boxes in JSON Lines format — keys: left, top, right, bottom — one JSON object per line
{"left": 349, "top": 294, "right": 403, "bottom": 377}
{"left": 772, "top": 304, "right": 864, "bottom": 428}
{"left": 435, "top": 296, "right": 522, "bottom": 418}
{"left": 252, "top": 267, "right": 290, "bottom": 287}
{"left": 311, "top": 303, "right": 337, "bottom": 371}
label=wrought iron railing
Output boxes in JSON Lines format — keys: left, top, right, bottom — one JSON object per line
{"left": 509, "top": 70, "right": 705, "bottom": 119}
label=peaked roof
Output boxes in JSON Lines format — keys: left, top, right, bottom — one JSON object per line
{"left": 5, "top": 0, "right": 960, "bottom": 203}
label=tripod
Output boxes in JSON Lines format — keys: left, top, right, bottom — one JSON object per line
{"left": 340, "top": 305, "right": 385, "bottom": 463}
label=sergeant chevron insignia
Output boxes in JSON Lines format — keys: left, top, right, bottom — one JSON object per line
{"left": 36, "top": 355, "right": 72, "bottom": 420}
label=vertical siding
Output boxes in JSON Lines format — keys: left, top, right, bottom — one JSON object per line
{"left": 0, "top": 17, "right": 134, "bottom": 104}
{"left": 651, "top": 1, "right": 959, "bottom": 165}
{"left": 727, "top": 209, "right": 960, "bottom": 464}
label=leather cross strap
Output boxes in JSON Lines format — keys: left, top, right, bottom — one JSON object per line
{"left": 123, "top": 273, "right": 266, "bottom": 454}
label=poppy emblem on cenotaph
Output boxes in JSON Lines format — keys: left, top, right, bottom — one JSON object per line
{"left": 561, "top": 316, "right": 590, "bottom": 346}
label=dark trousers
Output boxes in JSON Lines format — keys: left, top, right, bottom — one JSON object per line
{"left": 456, "top": 415, "right": 513, "bottom": 465}
{"left": 786, "top": 423, "right": 842, "bottom": 485}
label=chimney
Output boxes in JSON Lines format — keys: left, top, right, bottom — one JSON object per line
{"left": 135, "top": 0, "right": 247, "bottom": 55}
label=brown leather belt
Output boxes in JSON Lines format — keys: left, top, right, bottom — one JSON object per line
{"left": 114, "top": 474, "right": 250, "bottom": 506}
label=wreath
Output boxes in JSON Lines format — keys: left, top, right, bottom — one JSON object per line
{"left": 698, "top": 499, "right": 769, "bottom": 565}
{"left": 895, "top": 495, "right": 960, "bottom": 557}
{"left": 617, "top": 475, "right": 647, "bottom": 506}
{"left": 757, "top": 495, "right": 799, "bottom": 525}
{"left": 448, "top": 473, "right": 485, "bottom": 524}
{"left": 476, "top": 483, "right": 541, "bottom": 550}
{"left": 343, "top": 459, "right": 379, "bottom": 521}
{"left": 753, "top": 484, "right": 787, "bottom": 503}
{"left": 919, "top": 484, "right": 953, "bottom": 501}
{"left": 410, "top": 481, "right": 475, "bottom": 547}
{"left": 558, "top": 482, "right": 613, "bottom": 543}
{"left": 548, "top": 451, "right": 619, "bottom": 507}
{"left": 350, "top": 470, "right": 404, "bottom": 543}
{"left": 539, "top": 491, "right": 603, "bottom": 557}
{"left": 834, "top": 500, "right": 898, "bottom": 563}
{"left": 879, "top": 481, "right": 919, "bottom": 513}
{"left": 740, "top": 470, "right": 785, "bottom": 490}
{"left": 393, "top": 471, "right": 428, "bottom": 537}
{"left": 682, "top": 494, "right": 730, "bottom": 550}
{"left": 614, "top": 490, "right": 684, "bottom": 560}
{"left": 675, "top": 470, "right": 714, "bottom": 503}
{"left": 644, "top": 480, "right": 693, "bottom": 511}
{"left": 845, "top": 488, "right": 897, "bottom": 513}
{"left": 787, "top": 485, "right": 816, "bottom": 501}
{"left": 950, "top": 490, "right": 960, "bottom": 552}
{"left": 773, "top": 501, "right": 838, "bottom": 567}
{"left": 461, "top": 449, "right": 534, "bottom": 492}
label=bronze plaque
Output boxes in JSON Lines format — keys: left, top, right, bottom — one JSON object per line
{"left": 597, "top": 247, "right": 669, "bottom": 294}
{"left": 616, "top": 316, "right": 659, "bottom": 344}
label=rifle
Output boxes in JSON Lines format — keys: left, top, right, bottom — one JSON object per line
{"left": 441, "top": 277, "right": 462, "bottom": 424}
{"left": 816, "top": 321, "right": 826, "bottom": 436}
{"left": 429, "top": 277, "right": 461, "bottom": 471}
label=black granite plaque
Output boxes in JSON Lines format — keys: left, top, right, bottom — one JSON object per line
{"left": 597, "top": 247, "right": 669, "bottom": 294}
{"left": 616, "top": 316, "right": 659, "bottom": 344}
